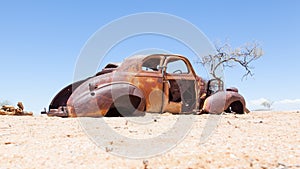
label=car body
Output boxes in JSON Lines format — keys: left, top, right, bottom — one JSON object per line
{"left": 43, "top": 54, "right": 247, "bottom": 117}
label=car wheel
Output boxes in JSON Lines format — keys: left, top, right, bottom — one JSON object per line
{"left": 105, "top": 95, "right": 145, "bottom": 117}
{"left": 229, "top": 101, "right": 244, "bottom": 114}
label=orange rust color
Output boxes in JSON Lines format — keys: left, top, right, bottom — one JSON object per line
{"left": 46, "top": 54, "right": 247, "bottom": 117}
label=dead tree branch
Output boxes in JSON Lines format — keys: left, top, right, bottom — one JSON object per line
{"left": 200, "top": 41, "right": 264, "bottom": 81}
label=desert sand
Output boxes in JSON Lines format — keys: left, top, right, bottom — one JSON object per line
{"left": 0, "top": 111, "right": 299, "bottom": 169}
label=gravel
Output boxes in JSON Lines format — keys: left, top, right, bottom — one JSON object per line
{"left": 0, "top": 111, "right": 299, "bottom": 169}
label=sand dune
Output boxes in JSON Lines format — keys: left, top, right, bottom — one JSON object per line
{"left": 0, "top": 111, "right": 299, "bottom": 169}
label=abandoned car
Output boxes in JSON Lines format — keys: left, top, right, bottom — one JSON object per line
{"left": 43, "top": 54, "right": 247, "bottom": 117}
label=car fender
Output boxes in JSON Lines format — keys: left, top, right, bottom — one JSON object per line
{"left": 67, "top": 82, "right": 146, "bottom": 117}
{"left": 203, "top": 91, "right": 246, "bottom": 114}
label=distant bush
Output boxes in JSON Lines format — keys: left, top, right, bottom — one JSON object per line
{"left": 261, "top": 100, "right": 274, "bottom": 110}
{"left": 0, "top": 100, "right": 12, "bottom": 107}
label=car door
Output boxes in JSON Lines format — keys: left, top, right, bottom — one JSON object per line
{"left": 162, "top": 56, "right": 198, "bottom": 113}
{"left": 134, "top": 55, "right": 165, "bottom": 113}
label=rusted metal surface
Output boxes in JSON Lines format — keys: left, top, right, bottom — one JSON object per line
{"left": 45, "top": 54, "right": 247, "bottom": 117}
{"left": 202, "top": 90, "right": 246, "bottom": 114}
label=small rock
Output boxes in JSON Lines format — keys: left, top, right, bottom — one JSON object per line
{"left": 143, "top": 160, "right": 149, "bottom": 169}
{"left": 277, "top": 162, "right": 287, "bottom": 169}
{"left": 105, "top": 147, "right": 113, "bottom": 152}
{"left": 261, "top": 165, "right": 268, "bottom": 169}
{"left": 17, "top": 102, "right": 24, "bottom": 110}
{"left": 230, "top": 153, "right": 237, "bottom": 159}
{"left": 129, "top": 130, "right": 137, "bottom": 133}
{"left": 254, "top": 120, "right": 263, "bottom": 124}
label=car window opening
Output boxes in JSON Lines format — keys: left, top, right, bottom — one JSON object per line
{"left": 142, "top": 57, "right": 161, "bottom": 72}
{"left": 169, "top": 80, "right": 181, "bottom": 103}
{"left": 166, "top": 59, "right": 189, "bottom": 74}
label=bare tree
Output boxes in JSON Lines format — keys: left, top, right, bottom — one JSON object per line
{"left": 261, "top": 100, "right": 274, "bottom": 110}
{"left": 200, "top": 41, "right": 264, "bottom": 81}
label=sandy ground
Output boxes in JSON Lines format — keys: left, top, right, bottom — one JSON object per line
{"left": 0, "top": 111, "right": 299, "bottom": 169}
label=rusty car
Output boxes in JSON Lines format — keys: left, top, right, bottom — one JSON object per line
{"left": 42, "top": 54, "right": 247, "bottom": 117}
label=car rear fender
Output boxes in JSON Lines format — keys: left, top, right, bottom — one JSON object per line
{"left": 67, "top": 82, "right": 146, "bottom": 117}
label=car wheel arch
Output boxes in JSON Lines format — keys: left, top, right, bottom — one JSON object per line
{"left": 102, "top": 82, "right": 146, "bottom": 117}
{"left": 202, "top": 91, "right": 246, "bottom": 114}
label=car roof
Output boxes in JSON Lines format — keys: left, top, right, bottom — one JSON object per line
{"left": 124, "top": 54, "right": 186, "bottom": 61}
{"left": 117, "top": 54, "right": 188, "bottom": 72}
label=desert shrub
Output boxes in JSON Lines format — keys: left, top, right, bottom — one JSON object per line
{"left": 0, "top": 100, "right": 12, "bottom": 107}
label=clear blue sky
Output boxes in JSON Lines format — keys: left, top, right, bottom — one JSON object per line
{"left": 0, "top": 1, "right": 299, "bottom": 113}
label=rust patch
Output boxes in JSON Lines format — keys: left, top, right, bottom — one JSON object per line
{"left": 45, "top": 54, "right": 247, "bottom": 117}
